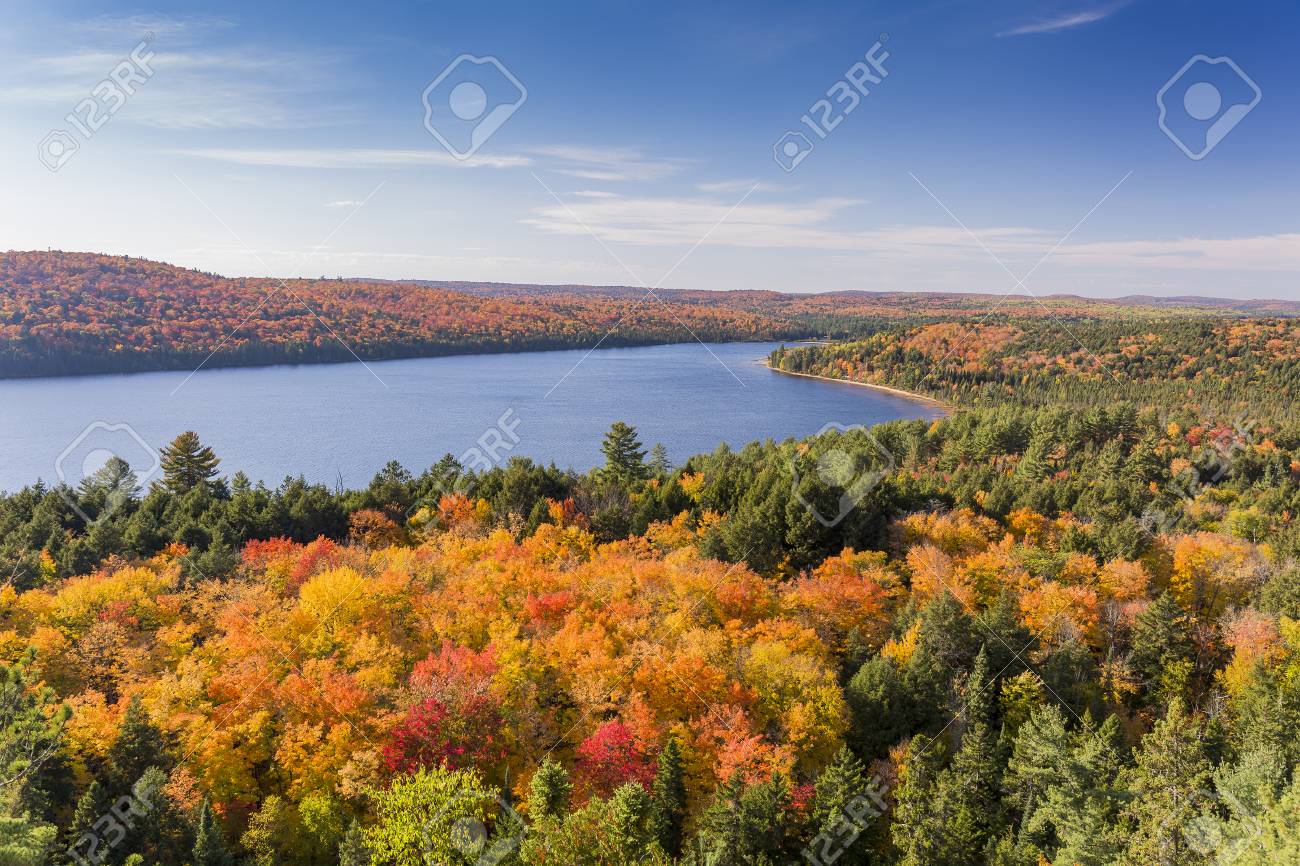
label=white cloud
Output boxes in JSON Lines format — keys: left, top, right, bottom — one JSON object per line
{"left": 696, "top": 179, "right": 781, "bottom": 194}
{"left": 528, "top": 145, "right": 689, "bottom": 182}
{"left": 325, "top": 200, "right": 364, "bottom": 209}
{"left": 522, "top": 190, "right": 1300, "bottom": 275}
{"left": 998, "top": 6, "right": 1119, "bottom": 37}
{"left": 0, "top": 16, "right": 354, "bottom": 129}
{"left": 171, "top": 148, "right": 531, "bottom": 169}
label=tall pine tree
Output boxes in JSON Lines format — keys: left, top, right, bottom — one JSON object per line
{"left": 160, "top": 431, "right": 221, "bottom": 494}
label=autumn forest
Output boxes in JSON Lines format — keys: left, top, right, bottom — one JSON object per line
{"left": 4, "top": 254, "right": 1300, "bottom": 866}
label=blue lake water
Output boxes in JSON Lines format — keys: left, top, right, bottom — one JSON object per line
{"left": 0, "top": 342, "right": 942, "bottom": 493}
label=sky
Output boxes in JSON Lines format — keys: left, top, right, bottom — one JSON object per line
{"left": 1, "top": 0, "right": 1297, "bottom": 299}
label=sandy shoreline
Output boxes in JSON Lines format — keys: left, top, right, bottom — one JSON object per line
{"left": 761, "top": 361, "right": 953, "bottom": 413}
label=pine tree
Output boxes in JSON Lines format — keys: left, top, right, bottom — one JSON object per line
{"left": 811, "top": 746, "right": 875, "bottom": 866}
{"left": 648, "top": 738, "right": 686, "bottom": 857}
{"left": 890, "top": 735, "right": 948, "bottom": 866}
{"left": 648, "top": 443, "right": 671, "bottom": 475}
{"left": 527, "top": 757, "right": 572, "bottom": 821}
{"left": 108, "top": 695, "right": 166, "bottom": 791}
{"left": 124, "top": 767, "right": 192, "bottom": 866}
{"left": 1117, "top": 700, "right": 1214, "bottom": 866}
{"left": 598, "top": 422, "right": 647, "bottom": 484}
{"left": 192, "top": 800, "right": 235, "bottom": 866}
{"left": 61, "top": 782, "right": 109, "bottom": 866}
{"left": 943, "top": 646, "right": 1005, "bottom": 861}
{"left": 160, "top": 431, "right": 221, "bottom": 494}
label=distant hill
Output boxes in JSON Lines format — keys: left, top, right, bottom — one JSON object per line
{"left": 0, "top": 250, "right": 1294, "bottom": 378}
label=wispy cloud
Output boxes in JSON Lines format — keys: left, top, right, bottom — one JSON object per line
{"left": 998, "top": 5, "right": 1120, "bottom": 37}
{"left": 325, "top": 200, "right": 365, "bottom": 209}
{"left": 528, "top": 145, "right": 689, "bottom": 182}
{"left": 171, "top": 148, "right": 531, "bottom": 169}
{"left": 523, "top": 191, "right": 1300, "bottom": 273}
{"left": 0, "top": 14, "right": 355, "bottom": 129}
{"left": 696, "top": 179, "right": 782, "bottom": 194}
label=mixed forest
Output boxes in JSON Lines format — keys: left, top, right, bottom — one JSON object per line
{"left": 5, "top": 300, "right": 1300, "bottom": 865}
{"left": 2, "top": 251, "right": 1294, "bottom": 379}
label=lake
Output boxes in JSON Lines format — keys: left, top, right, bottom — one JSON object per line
{"left": 0, "top": 342, "right": 942, "bottom": 493}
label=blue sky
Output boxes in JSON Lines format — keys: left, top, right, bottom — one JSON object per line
{"left": 2, "top": 0, "right": 1297, "bottom": 298}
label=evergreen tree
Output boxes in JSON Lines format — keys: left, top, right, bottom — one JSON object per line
{"left": 0, "top": 810, "right": 58, "bottom": 866}
{"left": 1129, "top": 593, "right": 1195, "bottom": 704}
{"left": 61, "top": 782, "right": 109, "bottom": 866}
{"left": 598, "top": 422, "right": 648, "bottom": 484}
{"left": 890, "top": 734, "right": 948, "bottom": 866}
{"left": 607, "top": 782, "right": 653, "bottom": 862}
{"left": 123, "top": 767, "right": 191, "bottom": 866}
{"left": 648, "top": 443, "right": 671, "bottom": 475}
{"left": 160, "top": 432, "right": 221, "bottom": 494}
{"left": 337, "top": 819, "right": 371, "bottom": 866}
{"left": 810, "top": 746, "right": 875, "bottom": 866}
{"left": 528, "top": 757, "right": 572, "bottom": 821}
{"left": 192, "top": 800, "right": 235, "bottom": 866}
{"left": 1117, "top": 700, "right": 1214, "bottom": 866}
{"left": 697, "top": 774, "right": 792, "bottom": 866}
{"left": 107, "top": 695, "right": 166, "bottom": 791}
{"left": 648, "top": 738, "right": 686, "bottom": 857}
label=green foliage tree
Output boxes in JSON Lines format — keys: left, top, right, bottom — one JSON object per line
{"left": 338, "top": 819, "right": 371, "bottom": 866}
{"left": 810, "top": 746, "right": 876, "bottom": 866}
{"left": 527, "top": 757, "right": 571, "bottom": 821}
{"left": 1116, "top": 700, "right": 1215, "bottom": 866}
{"left": 107, "top": 695, "right": 167, "bottom": 791}
{"left": 696, "top": 774, "right": 793, "bottom": 866}
{"left": 161, "top": 431, "right": 221, "bottom": 495}
{"left": 648, "top": 738, "right": 686, "bottom": 857}
{"left": 365, "top": 767, "right": 500, "bottom": 866}
{"left": 192, "top": 799, "right": 235, "bottom": 866}
{"left": 0, "top": 654, "right": 67, "bottom": 866}
{"left": 598, "top": 422, "right": 648, "bottom": 485}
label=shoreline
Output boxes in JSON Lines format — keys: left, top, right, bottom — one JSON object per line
{"left": 762, "top": 361, "right": 953, "bottom": 414}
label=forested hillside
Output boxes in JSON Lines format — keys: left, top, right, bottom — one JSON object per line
{"left": 770, "top": 318, "right": 1300, "bottom": 422}
{"left": 5, "top": 352, "right": 1300, "bottom": 864}
{"left": 2, "top": 251, "right": 1293, "bottom": 378}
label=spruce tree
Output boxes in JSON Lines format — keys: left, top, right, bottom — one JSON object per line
{"left": 811, "top": 746, "right": 874, "bottom": 866}
{"left": 107, "top": 695, "right": 166, "bottom": 791}
{"left": 160, "top": 431, "right": 221, "bottom": 494}
{"left": 607, "top": 782, "right": 653, "bottom": 861}
{"left": 648, "top": 738, "right": 686, "bottom": 857}
{"left": 527, "top": 757, "right": 572, "bottom": 821}
{"left": 598, "top": 422, "right": 648, "bottom": 484}
{"left": 338, "top": 819, "right": 371, "bottom": 866}
{"left": 192, "top": 800, "right": 235, "bottom": 866}
{"left": 648, "top": 443, "right": 671, "bottom": 475}
{"left": 61, "top": 782, "right": 109, "bottom": 866}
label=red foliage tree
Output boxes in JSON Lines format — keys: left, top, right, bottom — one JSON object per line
{"left": 574, "top": 720, "right": 656, "bottom": 799}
